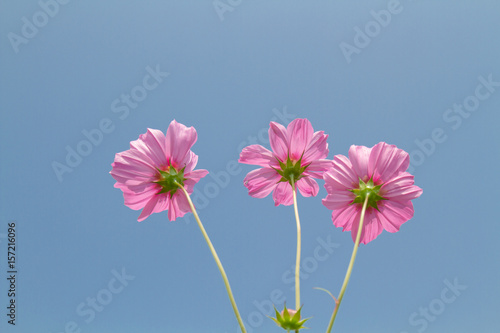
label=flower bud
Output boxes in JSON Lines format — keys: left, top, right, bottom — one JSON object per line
{"left": 269, "top": 304, "right": 309, "bottom": 331}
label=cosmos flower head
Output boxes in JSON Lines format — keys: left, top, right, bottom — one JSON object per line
{"left": 110, "top": 120, "right": 208, "bottom": 221}
{"left": 239, "top": 118, "right": 333, "bottom": 206}
{"left": 322, "top": 142, "right": 423, "bottom": 244}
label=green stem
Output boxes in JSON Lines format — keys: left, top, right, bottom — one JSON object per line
{"left": 325, "top": 194, "right": 370, "bottom": 333}
{"left": 177, "top": 185, "right": 247, "bottom": 333}
{"left": 290, "top": 177, "right": 302, "bottom": 312}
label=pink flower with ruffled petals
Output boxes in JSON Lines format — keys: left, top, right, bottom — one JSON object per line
{"left": 110, "top": 120, "right": 208, "bottom": 222}
{"left": 322, "top": 142, "right": 423, "bottom": 244}
{"left": 239, "top": 118, "right": 333, "bottom": 206}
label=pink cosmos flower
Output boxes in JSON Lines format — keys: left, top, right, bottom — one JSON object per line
{"left": 322, "top": 142, "right": 422, "bottom": 244}
{"left": 110, "top": 120, "right": 208, "bottom": 222}
{"left": 239, "top": 118, "right": 333, "bottom": 206}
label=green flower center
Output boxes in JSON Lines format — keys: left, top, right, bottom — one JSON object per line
{"left": 154, "top": 166, "right": 186, "bottom": 196}
{"left": 276, "top": 157, "right": 308, "bottom": 185}
{"left": 350, "top": 177, "right": 386, "bottom": 210}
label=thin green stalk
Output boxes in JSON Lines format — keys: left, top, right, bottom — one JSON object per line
{"left": 290, "top": 177, "right": 302, "bottom": 315}
{"left": 177, "top": 184, "right": 247, "bottom": 333}
{"left": 325, "top": 194, "right": 370, "bottom": 333}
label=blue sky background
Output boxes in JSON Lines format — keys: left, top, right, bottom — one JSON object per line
{"left": 1, "top": 1, "right": 499, "bottom": 332}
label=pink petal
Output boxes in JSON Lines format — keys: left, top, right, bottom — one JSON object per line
{"left": 302, "top": 131, "right": 329, "bottom": 163}
{"left": 239, "top": 144, "right": 278, "bottom": 168}
{"left": 322, "top": 191, "right": 355, "bottom": 210}
{"left": 152, "top": 194, "right": 170, "bottom": 214}
{"left": 323, "top": 155, "right": 358, "bottom": 192}
{"left": 129, "top": 135, "right": 164, "bottom": 168}
{"left": 167, "top": 193, "right": 188, "bottom": 221}
{"left": 287, "top": 118, "right": 313, "bottom": 161}
{"left": 375, "top": 207, "right": 399, "bottom": 233}
{"left": 351, "top": 209, "right": 383, "bottom": 244}
{"left": 377, "top": 200, "right": 414, "bottom": 232}
{"left": 183, "top": 151, "right": 198, "bottom": 173}
{"left": 303, "top": 159, "right": 334, "bottom": 177}
{"left": 136, "top": 128, "right": 169, "bottom": 168}
{"left": 121, "top": 184, "right": 160, "bottom": 210}
{"left": 243, "top": 168, "right": 281, "bottom": 199}
{"left": 110, "top": 151, "right": 158, "bottom": 185}
{"left": 331, "top": 204, "right": 360, "bottom": 229}
{"left": 110, "top": 166, "right": 153, "bottom": 187}
{"left": 138, "top": 195, "right": 161, "bottom": 222}
{"left": 185, "top": 169, "right": 209, "bottom": 183}
{"left": 296, "top": 177, "right": 319, "bottom": 197}
{"left": 381, "top": 172, "right": 423, "bottom": 202}
{"left": 272, "top": 181, "right": 294, "bottom": 206}
{"left": 166, "top": 120, "right": 198, "bottom": 169}
{"left": 111, "top": 159, "right": 153, "bottom": 181}
{"left": 269, "top": 121, "right": 289, "bottom": 161}
{"left": 184, "top": 169, "right": 209, "bottom": 193}
{"left": 166, "top": 195, "right": 177, "bottom": 221}
{"left": 116, "top": 182, "right": 153, "bottom": 194}
{"left": 368, "top": 142, "right": 410, "bottom": 183}
{"left": 303, "top": 171, "right": 327, "bottom": 180}
{"left": 174, "top": 191, "right": 191, "bottom": 213}
{"left": 348, "top": 145, "right": 371, "bottom": 181}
